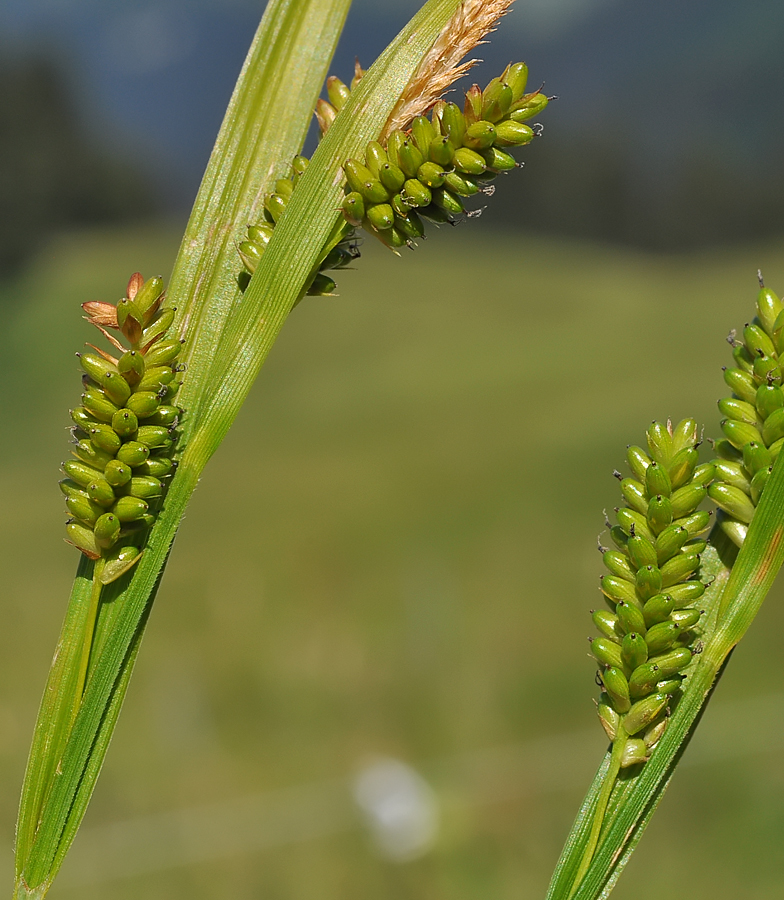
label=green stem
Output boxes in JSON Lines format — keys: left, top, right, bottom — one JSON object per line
{"left": 568, "top": 729, "right": 627, "bottom": 899}
{"left": 70, "top": 560, "right": 104, "bottom": 727}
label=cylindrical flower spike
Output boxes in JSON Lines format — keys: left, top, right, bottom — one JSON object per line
{"left": 237, "top": 62, "right": 549, "bottom": 292}
{"left": 710, "top": 278, "right": 784, "bottom": 546}
{"left": 64, "top": 273, "right": 181, "bottom": 584}
{"left": 590, "top": 419, "right": 711, "bottom": 762}
{"left": 331, "top": 62, "right": 548, "bottom": 251}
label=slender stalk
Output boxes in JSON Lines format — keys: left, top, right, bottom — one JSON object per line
{"left": 568, "top": 731, "right": 626, "bottom": 899}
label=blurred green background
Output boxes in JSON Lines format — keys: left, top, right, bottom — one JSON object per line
{"left": 3, "top": 0, "right": 784, "bottom": 898}
{"left": 1, "top": 225, "right": 784, "bottom": 899}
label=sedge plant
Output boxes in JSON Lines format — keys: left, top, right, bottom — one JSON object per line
{"left": 11, "top": 0, "right": 784, "bottom": 897}
{"left": 547, "top": 274, "right": 784, "bottom": 899}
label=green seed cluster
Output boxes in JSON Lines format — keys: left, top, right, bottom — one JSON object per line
{"left": 236, "top": 155, "right": 359, "bottom": 297}
{"left": 60, "top": 273, "right": 181, "bottom": 585}
{"left": 709, "top": 277, "right": 784, "bottom": 547}
{"left": 592, "top": 419, "right": 714, "bottom": 767}
{"left": 237, "top": 62, "right": 548, "bottom": 292}
{"left": 338, "top": 62, "right": 548, "bottom": 250}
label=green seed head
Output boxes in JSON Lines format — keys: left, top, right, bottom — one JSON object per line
{"left": 635, "top": 565, "right": 662, "bottom": 601}
{"left": 453, "top": 147, "right": 487, "bottom": 175}
{"left": 591, "top": 637, "right": 624, "bottom": 669}
{"left": 428, "top": 136, "right": 455, "bottom": 167}
{"left": 480, "top": 79, "right": 513, "bottom": 122}
{"left": 101, "top": 371, "right": 132, "bottom": 407}
{"left": 133, "top": 275, "right": 165, "bottom": 316}
{"left": 263, "top": 192, "right": 287, "bottom": 224}
{"left": 342, "top": 192, "right": 365, "bottom": 227}
{"left": 592, "top": 610, "right": 622, "bottom": 641}
{"left": 431, "top": 188, "right": 464, "bottom": 215}
{"left": 481, "top": 146, "right": 517, "bottom": 172}
{"left": 601, "top": 667, "right": 631, "bottom": 713}
{"left": 378, "top": 162, "right": 406, "bottom": 194}
{"left": 104, "top": 459, "right": 132, "bottom": 487}
{"left": 401, "top": 178, "right": 432, "bottom": 208}
{"left": 642, "top": 593, "right": 676, "bottom": 628}
{"left": 494, "top": 120, "right": 535, "bottom": 147}
{"left": 118, "top": 350, "right": 145, "bottom": 384}
{"left": 464, "top": 120, "right": 497, "bottom": 150}
{"left": 621, "top": 633, "right": 648, "bottom": 671}
{"left": 440, "top": 102, "right": 466, "bottom": 145}
{"left": 410, "top": 116, "right": 436, "bottom": 156}
{"left": 616, "top": 600, "right": 647, "bottom": 637}
{"left": 508, "top": 92, "right": 550, "bottom": 122}
{"left": 366, "top": 203, "right": 395, "bottom": 232}
{"left": 94, "top": 513, "right": 121, "bottom": 549}
{"left": 645, "top": 461, "right": 672, "bottom": 498}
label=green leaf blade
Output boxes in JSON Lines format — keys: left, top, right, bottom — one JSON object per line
{"left": 14, "top": 0, "right": 353, "bottom": 893}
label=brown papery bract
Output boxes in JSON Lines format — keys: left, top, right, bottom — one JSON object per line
{"left": 382, "top": 0, "right": 515, "bottom": 138}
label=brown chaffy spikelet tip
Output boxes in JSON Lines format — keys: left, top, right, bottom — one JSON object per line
{"left": 86, "top": 343, "right": 119, "bottom": 365}
{"left": 126, "top": 271, "right": 144, "bottom": 300}
{"left": 82, "top": 301, "right": 118, "bottom": 328}
{"left": 381, "top": 0, "right": 516, "bottom": 139}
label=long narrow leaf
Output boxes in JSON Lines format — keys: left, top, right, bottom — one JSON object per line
{"left": 14, "top": 0, "right": 352, "bottom": 893}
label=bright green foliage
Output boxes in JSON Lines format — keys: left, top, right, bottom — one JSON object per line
{"left": 13, "top": 2, "right": 475, "bottom": 897}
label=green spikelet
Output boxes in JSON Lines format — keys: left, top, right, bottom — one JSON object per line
{"left": 593, "top": 419, "right": 712, "bottom": 767}
{"left": 709, "top": 273, "right": 784, "bottom": 547}
{"left": 63, "top": 273, "right": 181, "bottom": 584}
{"left": 236, "top": 154, "right": 360, "bottom": 298}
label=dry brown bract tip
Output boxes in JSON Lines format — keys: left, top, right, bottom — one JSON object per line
{"left": 382, "top": 0, "right": 516, "bottom": 139}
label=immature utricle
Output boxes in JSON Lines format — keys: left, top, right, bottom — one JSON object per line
{"left": 591, "top": 419, "right": 712, "bottom": 765}
{"left": 62, "top": 273, "right": 180, "bottom": 585}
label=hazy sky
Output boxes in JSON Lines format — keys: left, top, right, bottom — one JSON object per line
{"left": 0, "top": 0, "right": 620, "bottom": 42}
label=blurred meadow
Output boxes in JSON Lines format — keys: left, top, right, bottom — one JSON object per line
{"left": 1, "top": 224, "right": 784, "bottom": 898}
{"left": 3, "top": 0, "right": 784, "bottom": 898}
